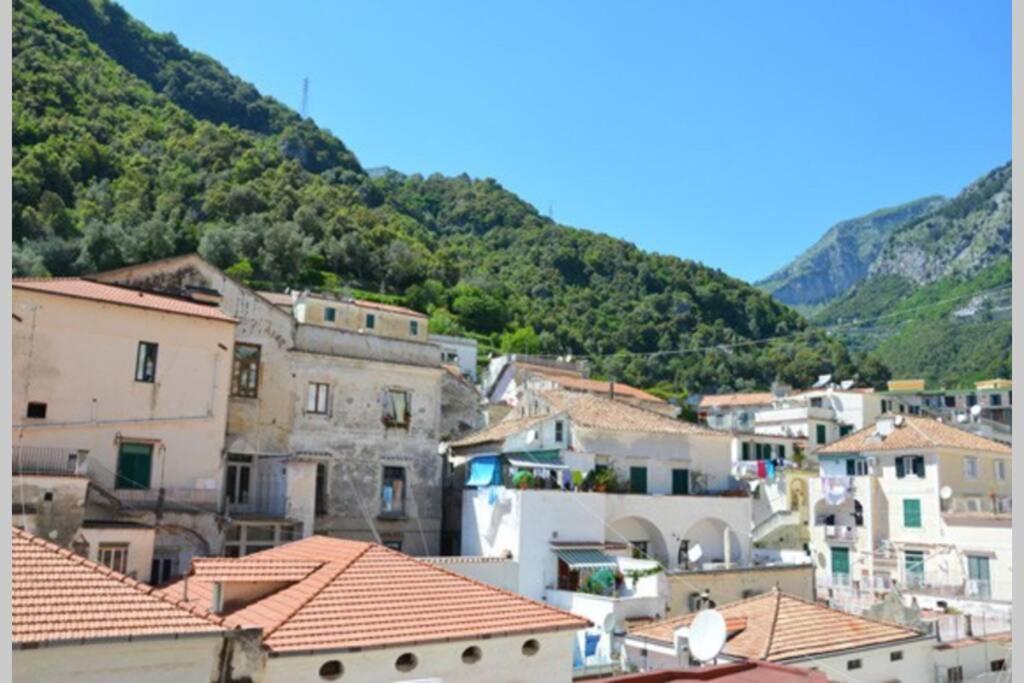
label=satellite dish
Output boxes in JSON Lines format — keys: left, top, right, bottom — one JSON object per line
{"left": 437, "top": 442, "right": 449, "bottom": 455}
{"left": 894, "top": 415, "right": 905, "bottom": 427}
{"left": 602, "top": 613, "right": 617, "bottom": 632}
{"left": 940, "top": 486, "right": 953, "bottom": 500}
{"left": 688, "top": 609, "right": 727, "bottom": 662}
{"left": 970, "top": 404, "right": 983, "bottom": 418}
{"left": 687, "top": 543, "right": 704, "bottom": 563}
{"left": 526, "top": 429, "right": 538, "bottom": 444}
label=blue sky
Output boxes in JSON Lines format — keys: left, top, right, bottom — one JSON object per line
{"left": 120, "top": 0, "right": 1009, "bottom": 282}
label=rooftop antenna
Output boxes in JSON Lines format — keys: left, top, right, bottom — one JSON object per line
{"left": 688, "top": 609, "right": 727, "bottom": 664}
{"left": 301, "top": 77, "right": 309, "bottom": 118}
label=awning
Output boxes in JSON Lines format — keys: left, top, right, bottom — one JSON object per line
{"left": 465, "top": 455, "right": 502, "bottom": 487}
{"left": 506, "top": 449, "right": 568, "bottom": 471}
{"left": 553, "top": 548, "right": 618, "bottom": 570}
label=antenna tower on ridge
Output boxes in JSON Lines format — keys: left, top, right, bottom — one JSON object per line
{"left": 301, "top": 77, "right": 309, "bottom": 118}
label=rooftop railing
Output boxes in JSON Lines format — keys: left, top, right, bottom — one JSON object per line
{"left": 12, "top": 446, "right": 86, "bottom": 476}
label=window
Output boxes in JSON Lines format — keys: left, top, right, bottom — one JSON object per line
{"left": 323, "top": 307, "right": 336, "bottom": 323}
{"left": 846, "top": 659, "right": 862, "bottom": 671}
{"left": 904, "top": 550, "right": 925, "bottom": 587}
{"left": 365, "top": 313, "right": 376, "bottom": 330}
{"left": 26, "top": 402, "right": 47, "bottom": 419}
{"left": 395, "top": 653, "right": 417, "bottom": 673}
{"left": 994, "top": 459, "right": 1007, "bottom": 481}
{"left": 307, "top": 382, "right": 330, "bottom": 414}
{"left": 816, "top": 424, "right": 827, "bottom": 445}
{"left": 890, "top": 650, "right": 903, "bottom": 662}
{"left": 135, "top": 341, "right": 158, "bottom": 382}
{"left": 946, "top": 665, "right": 964, "bottom": 682}
{"left": 881, "top": 399, "right": 891, "bottom": 413}
{"left": 629, "top": 466, "right": 648, "bottom": 494}
{"left": 554, "top": 420, "right": 564, "bottom": 443}
{"left": 991, "top": 659, "right": 1007, "bottom": 672}
{"left": 672, "top": 468, "right": 690, "bottom": 495}
{"left": 409, "top": 319, "right": 419, "bottom": 336}
{"left": 319, "top": 660, "right": 343, "bottom": 680}
{"left": 151, "top": 555, "right": 176, "bottom": 585}
{"left": 967, "top": 555, "right": 991, "bottom": 599}
{"left": 522, "top": 639, "right": 540, "bottom": 656}
{"left": 383, "top": 389, "right": 410, "bottom": 426}
{"left": 380, "top": 466, "right": 406, "bottom": 516}
{"left": 989, "top": 393, "right": 1002, "bottom": 406}
{"left": 965, "top": 497, "right": 982, "bottom": 513}
{"left": 461, "top": 646, "right": 482, "bottom": 664}
{"left": 944, "top": 395, "right": 956, "bottom": 408}
{"left": 776, "top": 444, "right": 785, "bottom": 459}
{"left": 115, "top": 442, "right": 153, "bottom": 490}
{"left": 630, "top": 541, "right": 649, "bottom": 560}
{"left": 810, "top": 397, "right": 823, "bottom": 408}
{"left": 315, "top": 463, "right": 328, "bottom": 515}
{"left": 741, "top": 442, "right": 751, "bottom": 461}
{"left": 382, "top": 538, "right": 403, "bottom": 551}
{"left": 966, "top": 394, "right": 977, "bottom": 407}
{"left": 225, "top": 454, "right": 252, "bottom": 507}
{"left": 231, "top": 343, "right": 261, "bottom": 398}
{"left": 223, "top": 523, "right": 295, "bottom": 557}
{"left": 830, "top": 546, "right": 850, "bottom": 581}
{"left": 97, "top": 543, "right": 129, "bottom": 574}
{"left": 846, "top": 459, "right": 868, "bottom": 476}
{"left": 903, "top": 499, "right": 922, "bottom": 528}
{"left": 839, "top": 424, "right": 853, "bottom": 437}
{"left": 963, "top": 457, "right": 979, "bottom": 480}
{"left": 896, "top": 455, "right": 925, "bottom": 479}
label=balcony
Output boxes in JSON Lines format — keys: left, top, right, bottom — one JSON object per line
{"left": 823, "top": 524, "right": 857, "bottom": 542}
{"left": 226, "top": 493, "right": 287, "bottom": 518}
{"left": 12, "top": 446, "right": 86, "bottom": 476}
{"left": 115, "top": 486, "right": 221, "bottom": 512}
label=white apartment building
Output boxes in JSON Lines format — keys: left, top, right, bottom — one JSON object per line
{"left": 431, "top": 332, "right": 479, "bottom": 381}
{"left": 808, "top": 415, "right": 1011, "bottom": 617}
{"left": 754, "top": 385, "right": 883, "bottom": 452}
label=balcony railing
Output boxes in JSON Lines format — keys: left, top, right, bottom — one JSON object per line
{"left": 12, "top": 446, "right": 86, "bottom": 476}
{"left": 227, "top": 494, "right": 288, "bottom": 518}
{"left": 966, "top": 579, "right": 992, "bottom": 600}
{"left": 115, "top": 486, "right": 220, "bottom": 512}
{"left": 823, "top": 525, "right": 857, "bottom": 542}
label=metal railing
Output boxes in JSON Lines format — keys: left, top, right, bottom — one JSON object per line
{"left": 226, "top": 494, "right": 288, "bottom": 517}
{"left": 12, "top": 446, "right": 86, "bottom": 476}
{"left": 824, "top": 525, "right": 857, "bottom": 541}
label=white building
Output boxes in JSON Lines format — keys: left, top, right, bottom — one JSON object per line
{"left": 432, "top": 332, "right": 479, "bottom": 381}
{"left": 754, "top": 386, "right": 883, "bottom": 452}
{"left": 809, "top": 415, "right": 1012, "bottom": 617}
{"left": 623, "top": 590, "right": 936, "bottom": 683}
{"left": 13, "top": 277, "right": 237, "bottom": 583}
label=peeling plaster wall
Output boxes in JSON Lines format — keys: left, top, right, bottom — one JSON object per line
{"left": 11, "top": 475, "right": 89, "bottom": 546}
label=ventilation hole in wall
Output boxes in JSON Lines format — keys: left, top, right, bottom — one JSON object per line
{"left": 461, "top": 646, "right": 482, "bottom": 664}
{"left": 318, "top": 660, "right": 343, "bottom": 680}
{"left": 522, "top": 639, "right": 541, "bottom": 656}
{"left": 395, "top": 653, "right": 418, "bottom": 673}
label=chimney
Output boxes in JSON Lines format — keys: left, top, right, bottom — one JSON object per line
{"left": 211, "top": 582, "right": 224, "bottom": 613}
{"left": 609, "top": 380, "right": 615, "bottom": 400}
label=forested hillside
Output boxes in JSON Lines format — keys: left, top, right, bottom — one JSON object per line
{"left": 813, "top": 165, "right": 1011, "bottom": 387}
{"left": 13, "top": 0, "right": 885, "bottom": 396}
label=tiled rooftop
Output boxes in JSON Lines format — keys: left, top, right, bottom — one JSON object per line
{"left": 165, "top": 535, "right": 588, "bottom": 653}
{"left": 12, "top": 528, "right": 224, "bottom": 646}
{"left": 817, "top": 414, "right": 1010, "bottom": 455}
{"left": 698, "top": 392, "right": 775, "bottom": 408}
{"left": 14, "top": 278, "right": 237, "bottom": 323}
{"left": 628, "top": 590, "right": 924, "bottom": 662}
{"left": 543, "top": 390, "right": 724, "bottom": 436}
{"left": 531, "top": 370, "right": 666, "bottom": 403}
{"left": 606, "top": 661, "right": 829, "bottom": 682}
{"left": 449, "top": 414, "right": 548, "bottom": 447}
{"left": 190, "top": 558, "right": 323, "bottom": 582}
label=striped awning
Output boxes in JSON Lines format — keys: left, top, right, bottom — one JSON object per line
{"left": 553, "top": 548, "right": 618, "bottom": 570}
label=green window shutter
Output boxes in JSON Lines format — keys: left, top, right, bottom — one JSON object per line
{"left": 629, "top": 467, "right": 648, "bottom": 494}
{"left": 895, "top": 457, "right": 906, "bottom": 478}
{"left": 831, "top": 547, "right": 850, "bottom": 575}
{"left": 742, "top": 442, "right": 750, "bottom": 461}
{"left": 116, "top": 443, "right": 153, "bottom": 490}
{"left": 903, "top": 499, "right": 922, "bottom": 528}
{"left": 672, "top": 469, "right": 689, "bottom": 495}
{"left": 912, "top": 456, "right": 925, "bottom": 478}
{"left": 776, "top": 444, "right": 785, "bottom": 459}
{"left": 816, "top": 424, "right": 827, "bottom": 445}
{"left": 846, "top": 459, "right": 856, "bottom": 476}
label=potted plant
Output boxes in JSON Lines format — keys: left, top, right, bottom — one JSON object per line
{"left": 594, "top": 468, "right": 617, "bottom": 493}
{"left": 512, "top": 470, "right": 534, "bottom": 490}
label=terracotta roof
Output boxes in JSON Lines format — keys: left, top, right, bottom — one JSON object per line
{"left": 628, "top": 591, "right": 924, "bottom": 662}
{"left": 14, "top": 278, "right": 236, "bottom": 323}
{"left": 935, "top": 631, "right": 1011, "bottom": 650}
{"left": 12, "top": 528, "right": 223, "bottom": 646}
{"left": 258, "top": 291, "right": 427, "bottom": 318}
{"left": 543, "top": 391, "right": 723, "bottom": 436}
{"left": 605, "top": 661, "right": 829, "bottom": 682}
{"left": 530, "top": 370, "right": 665, "bottom": 403}
{"left": 699, "top": 393, "right": 775, "bottom": 409}
{"left": 817, "top": 415, "right": 1010, "bottom": 455}
{"left": 165, "top": 535, "right": 588, "bottom": 654}
{"left": 190, "top": 558, "right": 323, "bottom": 582}
{"left": 256, "top": 291, "right": 294, "bottom": 307}
{"left": 449, "top": 414, "right": 548, "bottom": 448}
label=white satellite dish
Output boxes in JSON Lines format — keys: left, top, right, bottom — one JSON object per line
{"left": 688, "top": 609, "right": 727, "bottom": 662}
{"left": 437, "top": 442, "right": 449, "bottom": 455}
{"left": 970, "top": 404, "right": 983, "bottom": 418}
{"left": 525, "top": 429, "right": 538, "bottom": 444}
{"left": 687, "top": 543, "right": 704, "bottom": 564}
{"left": 940, "top": 486, "right": 953, "bottom": 500}
{"left": 894, "top": 415, "right": 905, "bottom": 427}
{"left": 602, "top": 613, "right": 617, "bottom": 632}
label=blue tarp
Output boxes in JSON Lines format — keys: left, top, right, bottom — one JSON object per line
{"left": 466, "top": 455, "right": 502, "bottom": 487}
{"left": 584, "top": 632, "right": 601, "bottom": 657}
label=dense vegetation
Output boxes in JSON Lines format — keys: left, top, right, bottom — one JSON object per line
{"left": 14, "top": 0, "right": 889, "bottom": 396}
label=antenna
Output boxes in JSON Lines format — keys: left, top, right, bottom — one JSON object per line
{"left": 301, "top": 77, "right": 309, "bottom": 118}
{"left": 970, "top": 404, "right": 982, "bottom": 419}
{"left": 525, "top": 429, "right": 538, "bottom": 445}
{"left": 940, "top": 486, "right": 953, "bottom": 500}
{"left": 688, "top": 609, "right": 727, "bottom": 663}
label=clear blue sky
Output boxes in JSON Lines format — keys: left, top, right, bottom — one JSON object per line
{"left": 119, "top": 0, "right": 1009, "bottom": 282}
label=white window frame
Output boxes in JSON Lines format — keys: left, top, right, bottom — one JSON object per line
{"left": 994, "top": 459, "right": 1007, "bottom": 481}
{"left": 97, "top": 543, "right": 129, "bottom": 574}
{"left": 307, "top": 382, "right": 330, "bottom": 415}
{"left": 963, "top": 457, "right": 979, "bottom": 480}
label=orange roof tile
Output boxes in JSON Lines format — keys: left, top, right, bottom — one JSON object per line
{"left": 543, "top": 391, "right": 724, "bottom": 436}
{"left": 14, "top": 278, "right": 237, "bottom": 323}
{"left": 628, "top": 591, "right": 925, "bottom": 662}
{"left": 190, "top": 558, "right": 323, "bottom": 582}
{"left": 12, "top": 528, "right": 224, "bottom": 646}
{"left": 698, "top": 393, "right": 775, "bottom": 409}
{"left": 166, "top": 535, "right": 588, "bottom": 653}
{"left": 818, "top": 415, "right": 1010, "bottom": 455}
{"left": 449, "top": 414, "right": 548, "bottom": 448}
{"left": 531, "top": 371, "right": 666, "bottom": 403}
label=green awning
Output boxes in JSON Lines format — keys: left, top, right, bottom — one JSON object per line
{"left": 505, "top": 449, "right": 567, "bottom": 470}
{"left": 553, "top": 547, "right": 618, "bottom": 570}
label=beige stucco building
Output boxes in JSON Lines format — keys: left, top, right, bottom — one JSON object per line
{"left": 94, "top": 254, "right": 450, "bottom": 555}
{"left": 13, "top": 278, "right": 237, "bottom": 582}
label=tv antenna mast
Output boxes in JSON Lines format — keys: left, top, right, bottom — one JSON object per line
{"left": 301, "top": 77, "right": 310, "bottom": 118}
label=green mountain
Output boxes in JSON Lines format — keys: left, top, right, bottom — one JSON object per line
{"left": 757, "top": 196, "right": 946, "bottom": 311}
{"left": 13, "top": 0, "right": 882, "bottom": 396}
{"left": 814, "top": 164, "right": 1012, "bottom": 387}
